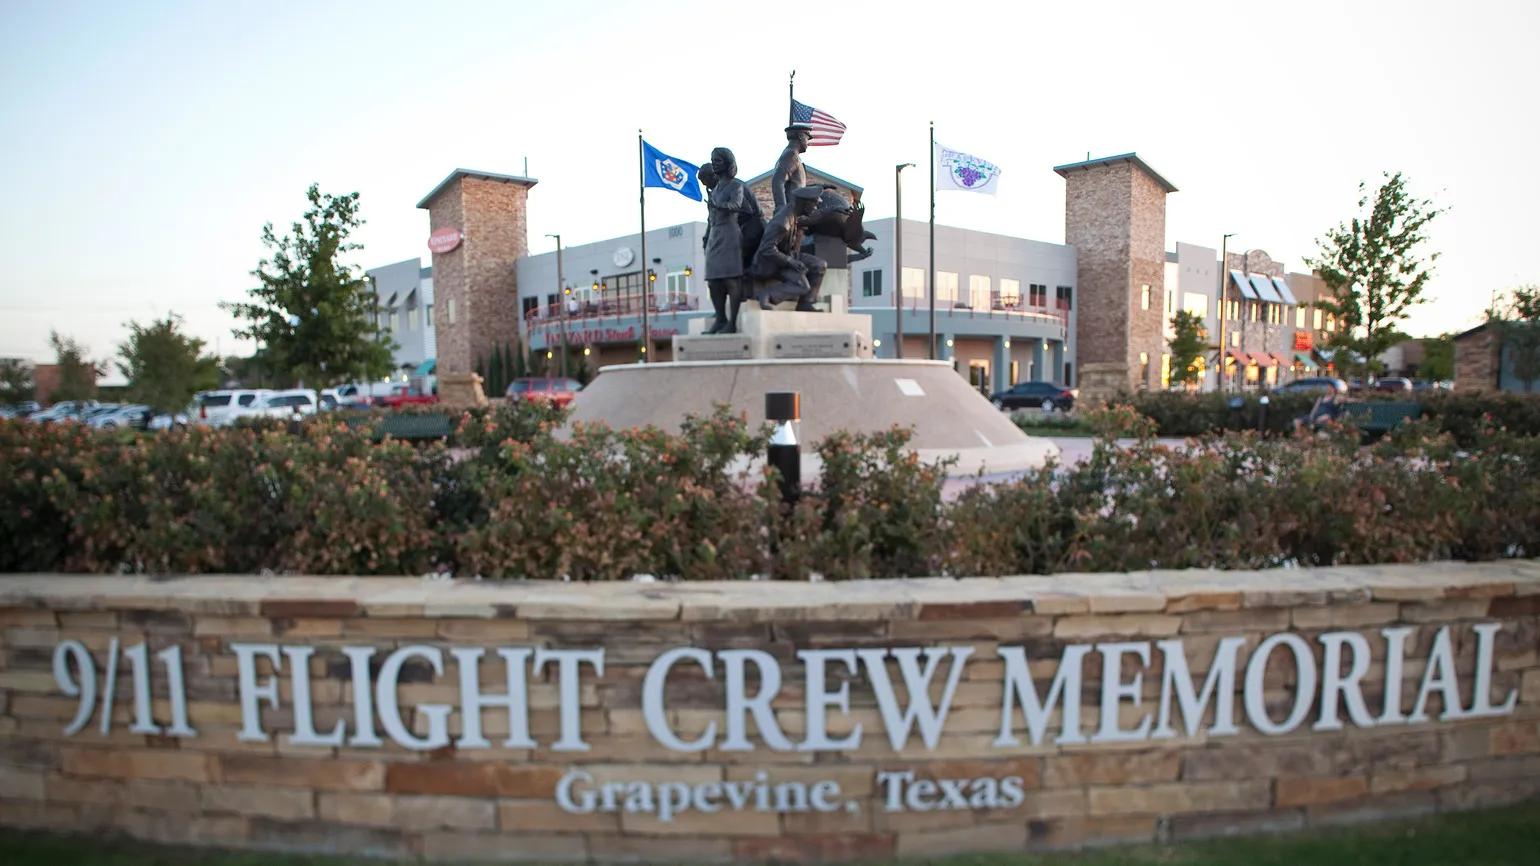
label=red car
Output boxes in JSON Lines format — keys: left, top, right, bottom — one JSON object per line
{"left": 372, "top": 385, "right": 440, "bottom": 409}
{"left": 507, "top": 377, "right": 583, "bottom": 408}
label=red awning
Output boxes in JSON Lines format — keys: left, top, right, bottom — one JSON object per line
{"left": 1225, "top": 349, "right": 1251, "bottom": 365}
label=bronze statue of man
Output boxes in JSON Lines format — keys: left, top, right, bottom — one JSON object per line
{"left": 750, "top": 185, "right": 826, "bottom": 311}
{"left": 697, "top": 147, "right": 761, "bottom": 334}
{"left": 771, "top": 123, "right": 813, "bottom": 211}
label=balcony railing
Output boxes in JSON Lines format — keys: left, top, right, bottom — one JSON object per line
{"left": 524, "top": 295, "right": 704, "bottom": 340}
{"left": 852, "top": 297, "right": 1071, "bottom": 328}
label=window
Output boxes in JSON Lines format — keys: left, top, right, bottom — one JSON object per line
{"left": 237, "top": 394, "right": 257, "bottom": 407}
{"left": 1009, "top": 361, "right": 1019, "bottom": 386}
{"left": 1295, "top": 307, "right": 1305, "bottom": 328}
{"left": 408, "top": 309, "right": 419, "bottom": 331}
{"left": 1183, "top": 293, "right": 1209, "bottom": 319}
{"left": 201, "top": 395, "right": 232, "bottom": 408}
{"left": 1326, "top": 314, "right": 1337, "bottom": 332}
{"left": 1029, "top": 284, "right": 1047, "bottom": 307}
{"left": 448, "top": 298, "right": 456, "bottom": 324}
{"left": 1064, "top": 362, "right": 1073, "bottom": 386}
{"left": 901, "top": 267, "right": 925, "bottom": 300}
{"left": 1166, "top": 288, "right": 1175, "bottom": 315}
{"left": 1314, "top": 309, "right": 1324, "bottom": 330}
{"left": 1141, "top": 284, "right": 1151, "bottom": 310}
{"left": 1161, "top": 354, "right": 1171, "bottom": 387}
{"left": 998, "top": 278, "right": 1021, "bottom": 307}
{"left": 1056, "top": 286, "right": 1073, "bottom": 310}
{"left": 601, "top": 271, "right": 645, "bottom": 309}
{"left": 546, "top": 293, "right": 558, "bottom": 310}
{"left": 862, "top": 270, "right": 883, "bottom": 297}
{"left": 1250, "top": 302, "right": 1260, "bottom": 323}
{"left": 1140, "top": 352, "right": 1150, "bottom": 387}
{"left": 936, "top": 272, "right": 959, "bottom": 302}
{"left": 665, "top": 271, "right": 690, "bottom": 305}
{"left": 1231, "top": 331, "right": 1241, "bottom": 347}
{"left": 522, "top": 297, "right": 538, "bottom": 318}
{"left": 968, "top": 274, "right": 990, "bottom": 309}
{"left": 425, "top": 302, "right": 434, "bottom": 328}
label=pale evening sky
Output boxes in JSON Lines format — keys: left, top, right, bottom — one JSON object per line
{"left": 0, "top": 0, "right": 1536, "bottom": 371}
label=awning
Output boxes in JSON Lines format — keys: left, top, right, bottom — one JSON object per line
{"left": 1225, "top": 348, "right": 1252, "bottom": 365}
{"left": 1272, "top": 277, "right": 1301, "bottom": 306}
{"left": 1229, "top": 270, "right": 1259, "bottom": 300}
{"left": 1253, "top": 352, "right": 1280, "bottom": 367}
{"left": 412, "top": 359, "right": 437, "bottom": 376}
{"left": 1249, "top": 273, "right": 1284, "bottom": 304}
{"left": 1294, "top": 352, "right": 1318, "bottom": 369}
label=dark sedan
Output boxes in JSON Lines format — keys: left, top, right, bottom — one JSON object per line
{"left": 988, "top": 381, "right": 1077, "bottom": 412}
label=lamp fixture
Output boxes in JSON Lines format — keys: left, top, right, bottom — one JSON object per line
{"left": 583, "top": 347, "right": 591, "bottom": 356}
{"left": 873, "top": 338, "right": 882, "bottom": 348}
{"left": 946, "top": 338, "right": 954, "bottom": 348}
{"left": 684, "top": 266, "right": 692, "bottom": 277}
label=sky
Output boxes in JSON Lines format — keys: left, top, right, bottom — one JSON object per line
{"left": 1, "top": 0, "right": 1536, "bottom": 374}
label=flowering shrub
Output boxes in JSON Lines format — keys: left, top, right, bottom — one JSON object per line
{"left": 1, "top": 400, "right": 1536, "bottom": 578}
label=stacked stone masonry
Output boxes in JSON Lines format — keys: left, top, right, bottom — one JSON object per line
{"left": 1, "top": 561, "right": 1538, "bottom": 863}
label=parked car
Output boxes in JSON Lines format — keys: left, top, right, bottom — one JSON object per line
{"left": 1374, "top": 377, "right": 1414, "bottom": 393}
{"left": 1277, "top": 377, "right": 1350, "bottom": 395}
{"left": 28, "top": 400, "right": 100, "bottom": 424}
{"left": 507, "top": 377, "right": 583, "bottom": 409}
{"left": 2, "top": 401, "right": 41, "bottom": 419}
{"left": 1412, "top": 379, "right": 1452, "bottom": 392}
{"left": 87, "top": 404, "right": 153, "bottom": 430}
{"left": 372, "top": 385, "right": 440, "bottom": 409}
{"left": 257, "top": 389, "right": 320, "bottom": 418}
{"left": 195, "top": 390, "right": 271, "bottom": 427}
{"left": 988, "top": 381, "right": 1077, "bottom": 412}
{"left": 334, "top": 382, "right": 404, "bottom": 409}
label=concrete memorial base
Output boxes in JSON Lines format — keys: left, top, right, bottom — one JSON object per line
{"left": 2, "top": 561, "right": 1538, "bottom": 861}
{"left": 597, "top": 308, "right": 1057, "bottom": 476}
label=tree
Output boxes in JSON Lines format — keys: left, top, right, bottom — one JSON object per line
{"left": 1305, "top": 172, "right": 1445, "bottom": 379}
{"left": 1417, "top": 333, "right": 1455, "bottom": 382}
{"left": 117, "top": 315, "right": 222, "bottom": 414}
{"left": 1487, "top": 284, "right": 1540, "bottom": 392}
{"left": 0, "top": 357, "right": 35, "bottom": 405}
{"left": 1167, "top": 310, "right": 1209, "bottom": 388}
{"left": 221, "top": 184, "right": 394, "bottom": 388}
{"left": 49, "top": 331, "right": 99, "bottom": 404}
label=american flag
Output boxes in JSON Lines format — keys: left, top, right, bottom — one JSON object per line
{"left": 792, "top": 98, "right": 846, "bottom": 146}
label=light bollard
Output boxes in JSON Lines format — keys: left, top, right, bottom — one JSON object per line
{"left": 1258, "top": 394, "right": 1270, "bottom": 434}
{"left": 765, "top": 392, "right": 801, "bottom": 507}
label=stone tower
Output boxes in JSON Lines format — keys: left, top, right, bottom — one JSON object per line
{"left": 417, "top": 169, "right": 538, "bottom": 374}
{"left": 1054, "top": 154, "right": 1176, "bottom": 402}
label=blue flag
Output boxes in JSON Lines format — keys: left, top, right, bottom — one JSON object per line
{"left": 641, "top": 141, "right": 702, "bottom": 201}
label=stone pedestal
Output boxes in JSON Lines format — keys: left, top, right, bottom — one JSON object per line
{"left": 1077, "top": 362, "right": 1129, "bottom": 407}
{"left": 439, "top": 371, "right": 489, "bottom": 409}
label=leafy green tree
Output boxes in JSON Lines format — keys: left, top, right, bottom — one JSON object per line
{"left": 221, "top": 184, "right": 394, "bottom": 388}
{"left": 1306, "top": 172, "right": 1445, "bottom": 378}
{"left": 117, "top": 315, "right": 222, "bottom": 414}
{"left": 1418, "top": 333, "right": 1455, "bottom": 382}
{"left": 0, "top": 357, "right": 35, "bottom": 405}
{"left": 48, "top": 331, "right": 99, "bottom": 404}
{"left": 1487, "top": 284, "right": 1540, "bottom": 392}
{"left": 1166, "top": 310, "right": 1209, "bottom": 388}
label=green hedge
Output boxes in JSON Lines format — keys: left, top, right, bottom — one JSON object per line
{"left": 1116, "top": 390, "right": 1540, "bottom": 444}
{"left": 3, "top": 405, "right": 1537, "bottom": 579}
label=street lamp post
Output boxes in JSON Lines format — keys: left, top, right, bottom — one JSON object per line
{"left": 894, "top": 162, "right": 915, "bottom": 359}
{"left": 546, "top": 234, "right": 567, "bottom": 379}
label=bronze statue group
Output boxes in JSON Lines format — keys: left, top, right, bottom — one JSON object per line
{"left": 697, "top": 123, "right": 877, "bottom": 334}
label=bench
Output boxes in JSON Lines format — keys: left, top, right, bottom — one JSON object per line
{"left": 1341, "top": 402, "right": 1422, "bottom": 433}
{"left": 342, "top": 413, "right": 455, "bottom": 443}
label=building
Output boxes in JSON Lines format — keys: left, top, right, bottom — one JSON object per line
{"left": 1453, "top": 323, "right": 1540, "bottom": 392}
{"left": 365, "top": 258, "right": 436, "bottom": 380}
{"left": 378, "top": 152, "right": 1348, "bottom": 401}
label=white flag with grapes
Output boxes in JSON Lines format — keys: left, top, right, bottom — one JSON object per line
{"left": 935, "top": 144, "right": 1002, "bottom": 195}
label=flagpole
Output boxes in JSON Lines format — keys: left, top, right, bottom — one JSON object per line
{"left": 928, "top": 121, "right": 937, "bottom": 361}
{"left": 638, "top": 130, "right": 650, "bottom": 364}
{"left": 788, "top": 70, "right": 795, "bottom": 125}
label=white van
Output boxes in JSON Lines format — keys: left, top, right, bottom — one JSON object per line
{"left": 256, "top": 389, "right": 320, "bottom": 418}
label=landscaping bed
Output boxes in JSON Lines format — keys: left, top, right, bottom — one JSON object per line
{"left": 3, "top": 399, "right": 1537, "bottom": 580}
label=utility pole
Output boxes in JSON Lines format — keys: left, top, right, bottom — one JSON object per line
{"left": 546, "top": 233, "right": 566, "bottom": 378}
{"left": 894, "top": 162, "right": 914, "bottom": 358}
{"left": 1217, "top": 234, "right": 1235, "bottom": 392}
